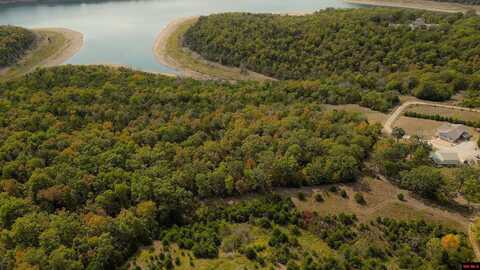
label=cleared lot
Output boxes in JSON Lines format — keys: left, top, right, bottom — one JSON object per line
{"left": 323, "top": 104, "right": 388, "bottom": 125}
{"left": 394, "top": 116, "right": 445, "bottom": 138}
{"left": 407, "top": 104, "right": 480, "bottom": 122}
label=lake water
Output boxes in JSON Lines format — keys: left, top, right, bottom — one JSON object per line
{"left": 0, "top": 0, "right": 359, "bottom": 73}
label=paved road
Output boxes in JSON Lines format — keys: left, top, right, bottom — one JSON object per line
{"left": 382, "top": 101, "right": 480, "bottom": 134}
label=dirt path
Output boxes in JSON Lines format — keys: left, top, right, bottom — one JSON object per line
{"left": 374, "top": 174, "right": 471, "bottom": 226}
{"left": 344, "top": 0, "right": 480, "bottom": 14}
{"left": 469, "top": 224, "right": 480, "bottom": 261}
{"left": 382, "top": 101, "right": 480, "bottom": 134}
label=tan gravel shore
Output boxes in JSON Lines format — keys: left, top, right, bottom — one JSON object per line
{"left": 153, "top": 16, "right": 208, "bottom": 79}
{"left": 345, "top": 0, "right": 479, "bottom": 14}
{"left": 153, "top": 16, "right": 275, "bottom": 81}
{"left": 0, "top": 27, "right": 83, "bottom": 78}
{"left": 153, "top": 13, "right": 314, "bottom": 81}
{"left": 34, "top": 27, "right": 84, "bottom": 67}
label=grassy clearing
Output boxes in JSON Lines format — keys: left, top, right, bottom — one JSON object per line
{"left": 127, "top": 178, "right": 472, "bottom": 268}
{"left": 323, "top": 104, "right": 388, "bottom": 125}
{"left": 0, "top": 30, "right": 66, "bottom": 81}
{"left": 128, "top": 223, "right": 332, "bottom": 270}
{"left": 407, "top": 104, "right": 480, "bottom": 122}
{"left": 132, "top": 243, "right": 260, "bottom": 270}
{"left": 393, "top": 116, "right": 446, "bottom": 138}
{"left": 288, "top": 177, "right": 469, "bottom": 233}
{"left": 164, "top": 18, "right": 273, "bottom": 82}
{"left": 394, "top": 115, "right": 479, "bottom": 140}
{"left": 369, "top": 202, "right": 466, "bottom": 231}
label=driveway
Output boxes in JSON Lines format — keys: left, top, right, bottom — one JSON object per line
{"left": 382, "top": 101, "right": 480, "bottom": 134}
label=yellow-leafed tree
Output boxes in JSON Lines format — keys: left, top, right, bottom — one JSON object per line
{"left": 441, "top": 234, "right": 460, "bottom": 251}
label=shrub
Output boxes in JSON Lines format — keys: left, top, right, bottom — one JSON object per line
{"left": 397, "top": 193, "right": 405, "bottom": 201}
{"left": 297, "top": 192, "right": 306, "bottom": 201}
{"left": 192, "top": 241, "right": 218, "bottom": 258}
{"left": 257, "top": 217, "right": 271, "bottom": 229}
{"left": 354, "top": 193, "right": 366, "bottom": 205}
{"left": 314, "top": 193, "right": 324, "bottom": 202}
{"left": 329, "top": 186, "right": 338, "bottom": 193}
{"left": 269, "top": 228, "right": 289, "bottom": 247}
{"left": 244, "top": 247, "right": 257, "bottom": 260}
{"left": 286, "top": 261, "right": 300, "bottom": 270}
{"left": 340, "top": 190, "right": 348, "bottom": 198}
{"left": 290, "top": 225, "right": 301, "bottom": 236}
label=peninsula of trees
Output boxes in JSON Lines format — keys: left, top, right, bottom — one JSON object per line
{"left": 432, "top": 0, "right": 480, "bottom": 5}
{"left": 0, "top": 26, "right": 35, "bottom": 68}
{"left": 184, "top": 8, "right": 480, "bottom": 102}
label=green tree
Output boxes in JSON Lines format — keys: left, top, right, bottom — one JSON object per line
{"left": 392, "top": 127, "right": 406, "bottom": 140}
{"left": 464, "top": 178, "right": 480, "bottom": 206}
{"left": 400, "top": 166, "right": 443, "bottom": 199}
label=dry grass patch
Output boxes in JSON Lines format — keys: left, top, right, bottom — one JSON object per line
{"left": 395, "top": 115, "right": 479, "bottom": 140}
{"left": 323, "top": 104, "right": 388, "bottom": 125}
{"left": 286, "top": 177, "right": 469, "bottom": 232}
{"left": 127, "top": 223, "right": 333, "bottom": 270}
{"left": 407, "top": 104, "right": 480, "bottom": 122}
{"left": 369, "top": 202, "right": 467, "bottom": 232}
{"left": 393, "top": 116, "right": 445, "bottom": 138}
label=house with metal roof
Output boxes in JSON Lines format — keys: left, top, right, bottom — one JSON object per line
{"left": 437, "top": 124, "right": 471, "bottom": 143}
{"left": 430, "top": 151, "right": 461, "bottom": 166}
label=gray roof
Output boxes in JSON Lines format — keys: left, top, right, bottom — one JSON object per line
{"left": 435, "top": 151, "right": 459, "bottom": 161}
{"left": 431, "top": 151, "right": 460, "bottom": 165}
{"left": 437, "top": 124, "right": 469, "bottom": 142}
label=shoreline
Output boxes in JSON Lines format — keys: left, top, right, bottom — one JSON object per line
{"left": 153, "top": 16, "right": 275, "bottom": 81}
{"left": 33, "top": 27, "right": 84, "bottom": 67}
{"left": 153, "top": 16, "right": 209, "bottom": 80}
{"left": 344, "top": 0, "right": 479, "bottom": 14}
{"left": 0, "top": 27, "right": 83, "bottom": 78}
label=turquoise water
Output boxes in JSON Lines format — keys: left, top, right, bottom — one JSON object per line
{"left": 0, "top": 0, "right": 358, "bottom": 73}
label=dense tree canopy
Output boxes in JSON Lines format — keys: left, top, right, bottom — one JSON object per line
{"left": 0, "top": 25, "right": 35, "bottom": 68}
{"left": 0, "top": 65, "right": 383, "bottom": 269}
{"left": 185, "top": 8, "right": 480, "bottom": 101}
{"left": 432, "top": 0, "right": 480, "bottom": 5}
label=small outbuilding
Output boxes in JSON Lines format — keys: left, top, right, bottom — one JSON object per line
{"left": 437, "top": 123, "right": 471, "bottom": 143}
{"left": 431, "top": 151, "right": 461, "bottom": 166}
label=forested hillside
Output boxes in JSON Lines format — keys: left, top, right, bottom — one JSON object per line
{"left": 133, "top": 195, "right": 472, "bottom": 270}
{"left": 0, "top": 25, "right": 35, "bottom": 68}
{"left": 0, "top": 0, "right": 127, "bottom": 4}
{"left": 184, "top": 9, "right": 480, "bottom": 101}
{"left": 0, "top": 65, "right": 386, "bottom": 269}
{"left": 432, "top": 0, "right": 480, "bottom": 5}
{"left": 0, "top": 63, "right": 477, "bottom": 269}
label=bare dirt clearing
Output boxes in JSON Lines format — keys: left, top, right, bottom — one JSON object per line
{"left": 278, "top": 177, "right": 471, "bottom": 232}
